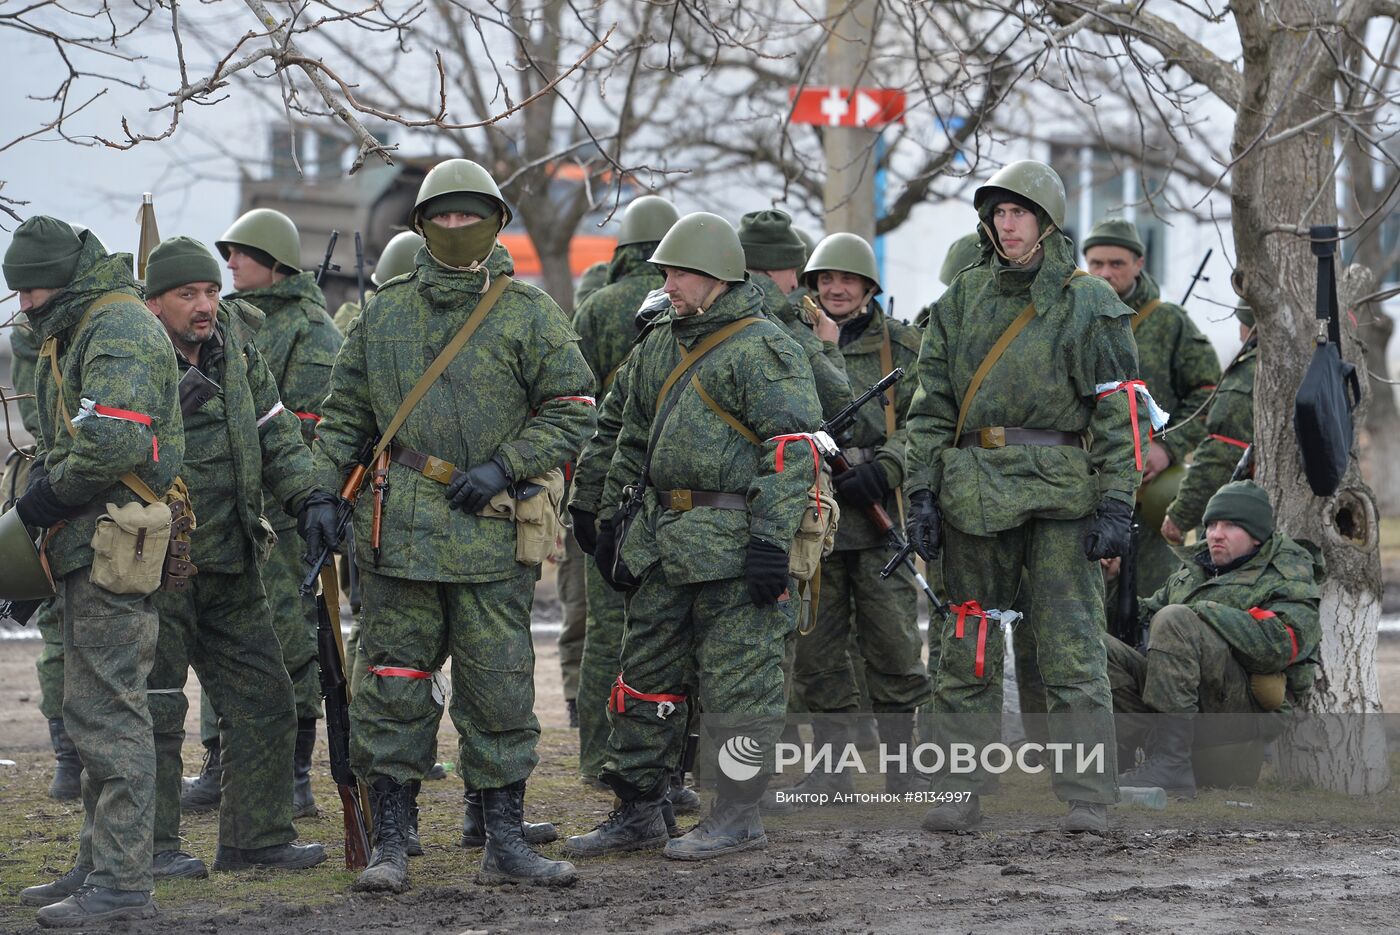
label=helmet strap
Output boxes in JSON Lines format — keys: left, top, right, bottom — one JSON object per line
{"left": 698, "top": 280, "right": 729, "bottom": 314}
{"left": 981, "top": 219, "right": 1056, "bottom": 266}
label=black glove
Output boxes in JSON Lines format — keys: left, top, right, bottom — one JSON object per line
{"left": 15, "top": 475, "right": 80, "bottom": 529}
{"left": 569, "top": 505, "right": 599, "bottom": 555}
{"left": 297, "top": 490, "right": 342, "bottom": 564}
{"left": 744, "top": 537, "right": 790, "bottom": 606}
{"left": 1083, "top": 498, "right": 1134, "bottom": 560}
{"left": 445, "top": 456, "right": 511, "bottom": 513}
{"left": 833, "top": 460, "right": 889, "bottom": 508}
{"left": 905, "top": 490, "right": 942, "bottom": 562}
{"left": 593, "top": 514, "right": 639, "bottom": 592}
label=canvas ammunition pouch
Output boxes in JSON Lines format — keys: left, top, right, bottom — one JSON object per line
{"left": 480, "top": 468, "right": 567, "bottom": 566}
{"left": 788, "top": 470, "right": 839, "bottom": 583}
{"left": 1248, "top": 672, "right": 1287, "bottom": 712}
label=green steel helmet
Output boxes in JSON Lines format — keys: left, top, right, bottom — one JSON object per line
{"left": 216, "top": 208, "right": 302, "bottom": 271}
{"left": 0, "top": 507, "right": 56, "bottom": 601}
{"left": 802, "top": 232, "right": 881, "bottom": 294}
{"left": 1137, "top": 462, "right": 1185, "bottom": 533}
{"left": 371, "top": 231, "right": 424, "bottom": 286}
{"left": 1235, "top": 304, "right": 1255, "bottom": 327}
{"left": 647, "top": 212, "right": 746, "bottom": 282}
{"left": 618, "top": 195, "right": 680, "bottom": 246}
{"left": 414, "top": 158, "right": 512, "bottom": 227}
{"left": 939, "top": 232, "right": 984, "bottom": 286}
{"left": 974, "top": 160, "right": 1068, "bottom": 229}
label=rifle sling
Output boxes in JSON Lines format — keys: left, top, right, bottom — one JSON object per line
{"left": 1131, "top": 298, "right": 1162, "bottom": 333}
{"left": 878, "top": 320, "right": 904, "bottom": 526}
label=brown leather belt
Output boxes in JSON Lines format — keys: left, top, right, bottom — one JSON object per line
{"left": 389, "top": 443, "right": 464, "bottom": 486}
{"left": 657, "top": 489, "right": 748, "bottom": 512}
{"left": 956, "top": 427, "right": 1084, "bottom": 450}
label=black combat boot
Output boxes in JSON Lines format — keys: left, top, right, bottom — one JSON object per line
{"left": 461, "top": 787, "right": 558, "bottom": 848}
{"left": 213, "top": 838, "right": 327, "bottom": 871}
{"left": 46, "top": 719, "right": 81, "bottom": 801}
{"left": 152, "top": 849, "right": 208, "bottom": 880}
{"left": 563, "top": 776, "right": 670, "bottom": 857}
{"left": 1061, "top": 800, "right": 1109, "bottom": 834}
{"left": 1118, "top": 714, "right": 1197, "bottom": 798}
{"left": 35, "top": 885, "right": 156, "bottom": 928}
{"left": 180, "top": 739, "right": 221, "bottom": 812}
{"left": 668, "top": 769, "right": 701, "bottom": 814}
{"left": 877, "top": 713, "right": 922, "bottom": 794}
{"left": 477, "top": 781, "right": 577, "bottom": 886}
{"left": 663, "top": 775, "right": 768, "bottom": 861}
{"left": 921, "top": 794, "right": 982, "bottom": 833}
{"left": 292, "top": 718, "right": 318, "bottom": 819}
{"left": 20, "top": 865, "right": 91, "bottom": 907}
{"left": 355, "top": 777, "right": 410, "bottom": 892}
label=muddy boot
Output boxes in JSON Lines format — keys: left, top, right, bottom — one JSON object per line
{"left": 180, "top": 739, "right": 221, "bottom": 813}
{"left": 1061, "top": 800, "right": 1109, "bottom": 834}
{"left": 35, "top": 885, "right": 156, "bottom": 928}
{"left": 292, "top": 718, "right": 318, "bottom": 819}
{"left": 461, "top": 788, "right": 559, "bottom": 848}
{"left": 405, "top": 780, "right": 423, "bottom": 857}
{"left": 564, "top": 777, "right": 669, "bottom": 857}
{"left": 664, "top": 776, "right": 767, "bottom": 861}
{"left": 213, "top": 840, "right": 326, "bottom": 871}
{"left": 1118, "top": 715, "right": 1197, "bottom": 798}
{"left": 921, "top": 794, "right": 981, "bottom": 833}
{"left": 566, "top": 697, "right": 579, "bottom": 729}
{"left": 152, "top": 849, "right": 208, "bottom": 880}
{"left": 877, "top": 713, "right": 921, "bottom": 794}
{"left": 20, "top": 866, "right": 90, "bottom": 908}
{"left": 355, "top": 777, "right": 410, "bottom": 893}
{"left": 668, "top": 769, "right": 701, "bottom": 814}
{"left": 477, "top": 781, "right": 577, "bottom": 886}
{"left": 46, "top": 719, "right": 82, "bottom": 802}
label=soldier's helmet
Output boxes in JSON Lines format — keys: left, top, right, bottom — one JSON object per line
{"left": 648, "top": 212, "right": 747, "bottom": 282}
{"left": 216, "top": 208, "right": 302, "bottom": 271}
{"left": 1137, "top": 463, "right": 1185, "bottom": 534}
{"left": 974, "top": 160, "right": 1068, "bottom": 229}
{"left": 414, "top": 158, "right": 512, "bottom": 227}
{"left": 0, "top": 508, "right": 55, "bottom": 602}
{"left": 802, "top": 232, "right": 882, "bottom": 294}
{"left": 371, "top": 231, "right": 424, "bottom": 286}
{"left": 939, "top": 232, "right": 984, "bottom": 286}
{"left": 618, "top": 195, "right": 680, "bottom": 247}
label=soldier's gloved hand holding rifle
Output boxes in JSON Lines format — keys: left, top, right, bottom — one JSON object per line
{"left": 905, "top": 490, "right": 942, "bottom": 561}
{"left": 1083, "top": 498, "right": 1134, "bottom": 560}
{"left": 298, "top": 490, "right": 343, "bottom": 563}
{"left": 833, "top": 460, "right": 889, "bottom": 507}
{"left": 445, "top": 455, "right": 511, "bottom": 513}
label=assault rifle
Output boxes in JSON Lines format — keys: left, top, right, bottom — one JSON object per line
{"left": 1180, "top": 249, "right": 1212, "bottom": 305}
{"left": 314, "top": 565, "right": 371, "bottom": 869}
{"left": 1111, "top": 521, "right": 1141, "bottom": 648}
{"left": 811, "top": 368, "right": 948, "bottom": 617}
{"left": 300, "top": 437, "right": 377, "bottom": 596}
{"left": 316, "top": 230, "right": 341, "bottom": 287}
{"left": 1231, "top": 444, "right": 1255, "bottom": 481}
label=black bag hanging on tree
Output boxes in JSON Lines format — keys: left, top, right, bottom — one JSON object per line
{"left": 1293, "top": 225, "right": 1362, "bottom": 497}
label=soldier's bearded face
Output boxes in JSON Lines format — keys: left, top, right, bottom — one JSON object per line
{"left": 17, "top": 287, "right": 58, "bottom": 313}
{"left": 148, "top": 282, "right": 220, "bottom": 354}
{"left": 662, "top": 267, "right": 721, "bottom": 317}
{"left": 226, "top": 246, "right": 279, "bottom": 292}
{"left": 1085, "top": 245, "right": 1145, "bottom": 297}
{"left": 817, "top": 270, "right": 868, "bottom": 320}
{"left": 1205, "top": 519, "right": 1260, "bottom": 566}
{"left": 992, "top": 203, "right": 1041, "bottom": 262}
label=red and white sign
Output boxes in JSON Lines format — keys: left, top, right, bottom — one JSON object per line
{"left": 789, "top": 87, "right": 906, "bottom": 128}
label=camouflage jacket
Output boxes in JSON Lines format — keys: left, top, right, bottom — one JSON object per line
{"left": 572, "top": 244, "right": 661, "bottom": 394}
{"left": 230, "top": 272, "right": 342, "bottom": 529}
{"left": 905, "top": 235, "right": 1141, "bottom": 536}
{"left": 603, "top": 282, "right": 822, "bottom": 585}
{"left": 1142, "top": 532, "right": 1321, "bottom": 704}
{"left": 752, "top": 273, "right": 853, "bottom": 420}
{"left": 831, "top": 302, "right": 920, "bottom": 550}
{"left": 1167, "top": 338, "right": 1256, "bottom": 531}
{"left": 9, "top": 320, "right": 41, "bottom": 438}
{"left": 172, "top": 300, "right": 319, "bottom": 573}
{"left": 30, "top": 234, "right": 183, "bottom": 577}
{"left": 332, "top": 290, "right": 374, "bottom": 334}
{"left": 571, "top": 348, "right": 636, "bottom": 516}
{"left": 315, "top": 245, "right": 596, "bottom": 584}
{"left": 1122, "top": 272, "right": 1221, "bottom": 464}
{"left": 574, "top": 260, "right": 610, "bottom": 308}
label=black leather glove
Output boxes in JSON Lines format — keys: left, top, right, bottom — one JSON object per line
{"left": 297, "top": 490, "right": 342, "bottom": 564}
{"left": 445, "top": 456, "right": 511, "bottom": 513}
{"left": 1083, "top": 498, "right": 1135, "bottom": 560}
{"left": 744, "top": 537, "right": 790, "bottom": 606}
{"left": 833, "top": 460, "right": 889, "bottom": 508}
{"left": 569, "top": 505, "right": 599, "bottom": 555}
{"left": 15, "top": 474, "right": 80, "bottom": 529}
{"left": 593, "top": 514, "right": 638, "bottom": 592}
{"left": 905, "top": 489, "right": 942, "bottom": 562}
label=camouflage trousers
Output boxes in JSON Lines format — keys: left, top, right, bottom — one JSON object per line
{"left": 350, "top": 568, "right": 540, "bottom": 790}
{"left": 793, "top": 547, "right": 930, "bottom": 714}
{"left": 33, "top": 596, "right": 64, "bottom": 720}
{"left": 199, "top": 531, "right": 320, "bottom": 744}
{"left": 58, "top": 568, "right": 158, "bottom": 893}
{"left": 150, "top": 569, "right": 298, "bottom": 852}
{"left": 602, "top": 568, "right": 794, "bottom": 794}
{"left": 931, "top": 518, "right": 1117, "bottom": 803}
{"left": 556, "top": 531, "right": 588, "bottom": 701}
{"left": 578, "top": 561, "right": 626, "bottom": 780}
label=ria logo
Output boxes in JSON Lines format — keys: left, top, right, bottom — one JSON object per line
{"left": 717, "top": 735, "right": 764, "bottom": 781}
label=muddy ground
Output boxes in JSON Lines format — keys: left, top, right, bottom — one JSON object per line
{"left": 2, "top": 604, "right": 1399, "bottom": 933}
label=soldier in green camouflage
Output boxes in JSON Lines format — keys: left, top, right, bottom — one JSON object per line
{"left": 331, "top": 231, "right": 423, "bottom": 334}
{"left": 575, "top": 259, "right": 610, "bottom": 307}
{"left": 140, "top": 236, "right": 332, "bottom": 881}
{"left": 181, "top": 209, "right": 344, "bottom": 820}
{"left": 904, "top": 161, "right": 1143, "bottom": 834}
{"left": 315, "top": 158, "right": 594, "bottom": 892}
{"left": 565, "top": 212, "right": 822, "bottom": 861}
{"left": 1109, "top": 481, "right": 1320, "bottom": 797}
{"left": 8, "top": 217, "right": 184, "bottom": 927}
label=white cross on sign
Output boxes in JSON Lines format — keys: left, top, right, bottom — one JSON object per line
{"left": 820, "top": 87, "right": 849, "bottom": 126}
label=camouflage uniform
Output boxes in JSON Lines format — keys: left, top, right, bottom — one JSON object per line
{"left": 148, "top": 300, "right": 321, "bottom": 855}
{"left": 905, "top": 232, "right": 1140, "bottom": 803}
{"left": 314, "top": 244, "right": 596, "bottom": 789}
{"left": 751, "top": 273, "right": 852, "bottom": 419}
{"left": 1166, "top": 338, "right": 1257, "bottom": 533}
{"left": 29, "top": 233, "right": 184, "bottom": 892}
{"left": 574, "top": 260, "right": 610, "bottom": 308}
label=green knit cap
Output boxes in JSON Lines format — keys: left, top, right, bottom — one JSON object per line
{"left": 1235, "top": 304, "right": 1255, "bottom": 326}
{"left": 1203, "top": 480, "right": 1273, "bottom": 542}
{"left": 1083, "top": 217, "right": 1145, "bottom": 257}
{"left": 3, "top": 216, "right": 83, "bottom": 290}
{"left": 145, "top": 236, "right": 223, "bottom": 296}
{"left": 737, "top": 209, "right": 806, "bottom": 271}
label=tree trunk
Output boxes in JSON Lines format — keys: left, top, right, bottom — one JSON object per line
{"left": 537, "top": 243, "right": 578, "bottom": 316}
{"left": 1358, "top": 303, "right": 1400, "bottom": 515}
{"left": 1230, "top": 0, "right": 1388, "bottom": 793}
